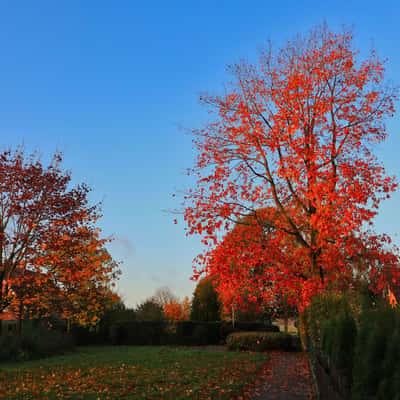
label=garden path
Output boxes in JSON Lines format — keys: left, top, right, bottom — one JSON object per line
{"left": 251, "top": 351, "right": 316, "bottom": 400}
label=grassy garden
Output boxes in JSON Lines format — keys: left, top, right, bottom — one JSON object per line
{"left": 0, "top": 345, "right": 269, "bottom": 399}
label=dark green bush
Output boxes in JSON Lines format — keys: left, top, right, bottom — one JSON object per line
{"left": 172, "top": 321, "right": 280, "bottom": 346}
{"left": 192, "top": 323, "right": 217, "bottom": 345}
{"left": 300, "top": 290, "right": 400, "bottom": 400}
{"left": 174, "top": 320, "right": 195, "bottom": 343}
{"left": 302, "top": 292, "right": 356, "bottom": 352}
{"left": 72, "top": 325, "right": 103, "bottom": 346}
{"left": 352, "top": 321, "right": 387, "bottom": 399}
{"left": 72, "top": 319, "right": 281, "bottom": 347}
{"left": 0, "top": 322, "right": 74, "bottom": 361}
{"left": 233, "top": 321, "right": 279, "bottom": 332}
{"left": 190, "top": 277, "right": 221, "bottom": 321}
{"left": 323, "top": 313, "right": 356, "bottom": 370}
{"left": 335, "top": 313, "right": 356, "bottom": 370}
{"left": 73, "top": 302, "right": 137, "bottom": 345}
{"left": 351, "top": 305, "right": 400, "bottom": 400}
{"left": 174, "top": 321, "right": 223, "bottom": 345}
{"left": 377, "top": 326, "right": 400, "bottom": 400}
{"left": 0, "top": 334, "right": 24, "bottom": 361}
{"left": 320, "top": 312, "right": 356, "bottom": 396}
{"left": 226, "top": 331, "right": 293, "bottom": 352}
{"left": 28, "top": 326, "right": 74, "bottom": 358}
{"left": 321, "top": 318, "right": 334, "bottom": 361}
{"left": 109, "top": 320, "right": 167, "bottom": 345}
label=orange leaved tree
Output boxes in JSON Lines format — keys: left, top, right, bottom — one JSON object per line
{"left": 0, "top": 148, "right": 120, "bottom": 331}
{"left": 163, "top": 296, "right": 191, "bottom": 322}
{"left": 182, "top": 24, "right": 399, "bottom": 312}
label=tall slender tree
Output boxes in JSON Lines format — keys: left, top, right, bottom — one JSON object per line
{"left": 191, "top": 277, "right": 221, "bottom": 321}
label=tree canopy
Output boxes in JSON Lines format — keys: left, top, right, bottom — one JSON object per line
{"left": 151, "top": 286, "right": 178, "bottom": 308}
{"left": 182, "top": 24, "right": 399, "bottom": 311}
{"left": 190, "top": 277, "right": 221, "bottom": 321}
{"left": 135, "top": 299, "right": 164, "bottom": 321}
{"left": 163, "top": 296, "right": 190, "bottom": 322}
{"left": 0, "top": 148, "right": 120, "bottom": 327}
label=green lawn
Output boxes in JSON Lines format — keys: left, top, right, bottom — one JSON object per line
{"left": 0, "top": 346, "right": 269, "bottom": 399}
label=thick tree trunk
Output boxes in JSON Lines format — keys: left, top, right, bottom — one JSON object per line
{"left": 311, "top": 250, "right": 324, "bottom": 283}
{"left": 298, "top": 312, "right": 309, "bottom": 352}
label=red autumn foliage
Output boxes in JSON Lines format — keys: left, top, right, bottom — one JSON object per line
{"left": 207, "top": 207, "right": 399, "bottom": 313}
{"left": 0, "top": 148, "right": 120, "bottom": 326}
{"left": 207, "top": 208, "right": 302, "bottom": 314}
{"left": 163, "top": 296, "right": 191, "bottom": 322}
{"left": 181, "top": 24, "right": 400, "bottom": 312}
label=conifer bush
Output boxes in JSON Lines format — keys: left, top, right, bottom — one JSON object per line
{"left": 351, "top": 305, "right": 400, "bottom": 400}
{"left": 227, "top": 331, "right": 293, "bottom": 352}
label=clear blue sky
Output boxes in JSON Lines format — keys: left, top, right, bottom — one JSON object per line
{"left": 0, "top": 1, "right": 399, "bottom": 307}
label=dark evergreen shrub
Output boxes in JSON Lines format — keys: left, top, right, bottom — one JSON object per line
{"left": 175, "top": 320, "right": 195, "bottom": 344}
{"left": 72, "top": 325, "right": 101, "bottom": 345}
{"left": 190, "top": 277, "right": 221, "bottom": 321}
{"left": 233, "top": 321, "right": 279, "bottom": 332}
{"left": 351, "top": 305, "right": 398, "bottom": 400}
{"left": 174, "top": 321, "right": 223, "bottom": 345}
{"left": 0, "top": 323, "right": 74, "bottom": 361}
{"left": 226, "top": 331, "right": 293, "bottom": 352}
{"left": 108, "top": 320, "right": 167, "bottom": 345}
{"left": 377, "top": 317, "right": 400, "bottom": 400}
{"left": 192, "top": 323, "right": 214, "bottom": 345}
{"left": 331, "top": 313, "right": 356, "bottom": 372}
{"left": 0, "top": 334, "right": 23, "bottom": 361}
{"left": 172, "top": 321, "right": 280, "bottom": 346}
{"left": 320, "top": 312, "right": 357, "bottom": 396}
{"left": 321, "top": 318, "right": 335, "bottom": 365}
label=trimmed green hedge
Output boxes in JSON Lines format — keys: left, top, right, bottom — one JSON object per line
{"left": 233, "top": 321, "right": 279, "bottom": 332}
{"left": 109, "top": 320, "right": 167, "bottom": 345}
{"left": 226, "top": 331, "right": 295, "bottom": 352}
{"left": 73, "top": 320, "right": 280, "bottom": 346}
{"left": 351, "top": 305, "right": 400, "bottom": 400}
{"left": 320, "top": 312, "right": 357, "bottom": 395}
{"left": 174, "top": 321, "right": 222, "bottom": 345}
{"left": 0, "top": 322, "right": 74, "bottom": 361}
{"left": 301, "top": 291, "right": 400, "bottom": 400}
{"left": 173, "top": 321, "right": 280, "bottom": 346}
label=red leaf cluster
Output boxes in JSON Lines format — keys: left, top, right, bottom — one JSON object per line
{"left": 163, "top": 296, "right": 191, "bottom": 322}
{"left": 0, "top": 148, "right": 120, "bottom": 326}
{"left": 181, "top": 24, "right": 399, "bottom": 312}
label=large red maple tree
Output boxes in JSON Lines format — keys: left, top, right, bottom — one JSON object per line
{"left": 0, "top": 148, "right": 120, "bottom": 328}
{"left": 182, "top": 25, "right": 399, "bottom": 311}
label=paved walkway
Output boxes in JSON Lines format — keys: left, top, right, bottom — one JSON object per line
{"left": 251, "top": 351, "right": 316, "bottom": 400}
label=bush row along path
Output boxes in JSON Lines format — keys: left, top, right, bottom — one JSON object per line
{"left": 251, "top": 351, "right": 316, "bottom": 400}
